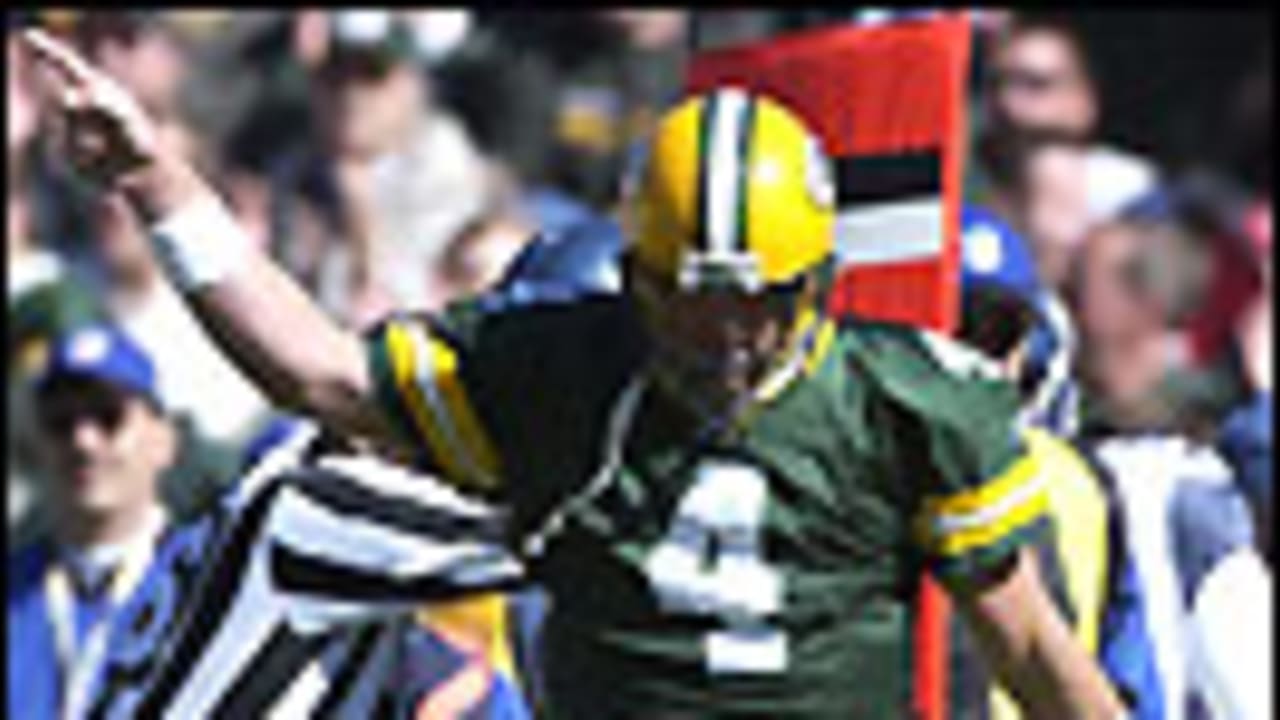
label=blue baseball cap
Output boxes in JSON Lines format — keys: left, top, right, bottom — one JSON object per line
{"left": 960, "top": 205, "right": 1045, "bottom": 317}
{"left": 36, "top": 324, "right": 161, "bottom": 409}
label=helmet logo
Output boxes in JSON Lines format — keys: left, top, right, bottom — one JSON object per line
{"left": 964, "top": 224, "right": 1004, "bottom": 275}
{"left": 804, "top": 137, "right": 837, "bottom": 211}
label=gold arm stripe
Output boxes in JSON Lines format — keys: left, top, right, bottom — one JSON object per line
{"left": 921, "top": 451, "right": 1039, "bottom": 518}
{"left": 385, "top": 323, "right": 465, "bottom": 481}
{"left": 917, "top": 479, "right": 1048, "bottom": 557}
{"left": 421, "top": 331, "right": 501, "bottom": 489}
{"left": 384, "top": 323, "right": 499, "bottom": 491}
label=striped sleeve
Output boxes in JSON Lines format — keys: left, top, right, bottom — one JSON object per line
{"left": 366, "top": 314, "right": 503, "bottom": 493}
{"left": 910, "top": 389, "right": 1049, "bottom": 583}
{"left": 265, "top": 454, "right": 524, "bottom": 634}
{"left": 87, "top": 432, "right": 524, "bottom": 719}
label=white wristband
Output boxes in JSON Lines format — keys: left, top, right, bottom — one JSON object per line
{"left": 148, "top": 194, "right": 250, "bottom": 291}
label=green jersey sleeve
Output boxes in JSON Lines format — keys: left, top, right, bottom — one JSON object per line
{"left": 853, "top": 322, "right": 1049, "bottom": 584}
{"left": 363, "top": 296, "right": 642, "bottom": 509}
{"left": 365, "top": 302, "right": 506, "bottom": 494}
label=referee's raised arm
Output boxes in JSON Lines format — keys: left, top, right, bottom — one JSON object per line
{"left": 21, "top": 28, "right": 400, "bottom": 451}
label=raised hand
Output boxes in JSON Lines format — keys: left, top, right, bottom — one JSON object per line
{"left": 21, "top": 28, "right": 161, "bottom": 188}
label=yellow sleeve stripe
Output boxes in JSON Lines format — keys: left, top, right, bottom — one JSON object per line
{"left": 384, "top": 323, "right": 500, "bottom": 491}
{"left": 385, "top": 323, "right": 466, "bottom": 482}
{"left": 921, "top": 451, "right": 1039, "bottom": 518}
{"left": 421, "top": 331, "right": 502, "bottom": 487}
{"left": 918, "top": 480, "right": 1047, "bottom": 557}
{"left": 915, "top": 452, "right": 1047, "bottom": 557}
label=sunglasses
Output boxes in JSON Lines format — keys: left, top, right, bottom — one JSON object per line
{"left": 322, "top": 48, "right": 399, "bottom": 83}
{"left": 990, "top": 68, "right": 1077, "bottom": 93}
{"left": 36, "top": 378, "right": 138, "bottom": 438}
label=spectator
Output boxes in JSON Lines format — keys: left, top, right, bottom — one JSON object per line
{"left": 1214, "top": 199, "right": 1272, "bottom": 562}
{"left": 6, "top": 31, "right": 101, "bottom": 363}
{"left": 1090, "top": 433, "right": 1271, "bottom": 720}
{"left": 975, "top": 16, "right": 1158, "bottom": 232}
{"left": 219, "top": 11, "right": 329, "bottom": 205}
{"left": 1074, "top": 184, "right": 1264, "bottom": 441}
{"left": 982, "top": 17, "right": 1097, "bottom": 139}
{"left": 7, "top": 30, "right": 104, "bottom": 542}
{"left": 73, "top": 11, "right": 207, "bottom": 174}
{"left": 282, "top": 10, "right": 495, "bottom": 324}
{"left": 7, "top": 325, "right": 205, "bottom": 720}
{"left": 472, "top": 10, "right": 690, "bottom": 212}
{"left": 18, "top": 12, "right": 208, "bottom": 265}
{"left": 1070, "top": 213, "right": 1197, "bottom": 434}
{"left": 980, "top": 128, "right": 1093, "bottom": 292}
{"left": 1070, "top": 202, "right": 1272, "bottom": 720}
{"left": 426, "top": 12, "right": 607, "bottom": 236}
{"left": 1218, "top": 390, "right": 1272, "bottom": 563}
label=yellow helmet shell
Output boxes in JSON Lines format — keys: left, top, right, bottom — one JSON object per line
{"left": 625, "top": 88, "right": 836, "bottom": 292}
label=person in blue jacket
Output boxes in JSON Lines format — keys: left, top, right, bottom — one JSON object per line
{"left": 7, "top": 324, "right": 207, "bottom": 720}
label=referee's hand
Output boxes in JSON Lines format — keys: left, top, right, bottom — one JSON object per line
{"left": 21, "top": 28, "right": 161, "bottom": 188}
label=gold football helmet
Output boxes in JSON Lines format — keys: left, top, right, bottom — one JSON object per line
{"left": 622, "top": 88, "right": 838, "bottom": 419}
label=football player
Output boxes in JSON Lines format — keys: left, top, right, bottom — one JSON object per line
{"left": 25, "top": 28, "right": 1124, "bottom": 718}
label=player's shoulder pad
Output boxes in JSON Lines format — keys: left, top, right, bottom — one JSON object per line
{"left": 838, "top": 317, "right": 1014, "bottom": 423}
{"left": 838, "top": 317, "right": 1005, "bottom": 382}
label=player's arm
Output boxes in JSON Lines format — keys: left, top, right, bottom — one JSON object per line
{"left": 22, "top": 29, "right": 399, "bottom": 448}
{"left": 895, "top": 330, "right": 1125, "bottom": 718}
{"left": 950, "top": 546, "right": 1126, "bottom": 719}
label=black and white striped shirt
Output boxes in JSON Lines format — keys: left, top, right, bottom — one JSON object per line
{"left": 86, "top": 424, "right": 525, "bottom": 719}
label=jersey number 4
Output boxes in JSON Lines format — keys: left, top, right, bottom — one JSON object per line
{"left": 643, "top": 459, "right": 788, "bottom": 675}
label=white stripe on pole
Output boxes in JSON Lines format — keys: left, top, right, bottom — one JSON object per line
{"left": 834, "top": 197, "right": 945, "bottom": 266}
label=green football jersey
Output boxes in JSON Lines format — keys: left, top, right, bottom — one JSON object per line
{"left": 366, "top": 296, "right": 1047, "bottom": 718}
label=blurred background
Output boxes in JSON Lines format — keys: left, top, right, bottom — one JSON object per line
{"left": 5, "top": 8, "right": 1272, "bottom": 719}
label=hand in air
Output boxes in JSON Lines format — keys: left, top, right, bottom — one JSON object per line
{"left": 21, "top": 28, "right": 160, "bottom": 187}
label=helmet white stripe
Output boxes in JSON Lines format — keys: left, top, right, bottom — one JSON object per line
{"left": 704, "top": 88, "right": 751, "bottom": 258}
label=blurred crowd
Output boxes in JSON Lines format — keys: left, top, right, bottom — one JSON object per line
{"left": 6, "top": 9, "right": 1271, "bottom": 720}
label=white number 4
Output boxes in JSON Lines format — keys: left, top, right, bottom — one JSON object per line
{"left": 643, "top": 459, "right": 788, "bottom": 675}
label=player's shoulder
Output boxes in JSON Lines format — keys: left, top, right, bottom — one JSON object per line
{"left": 826, "top": 316, "right": 1019, "bottom": 436}
{"left": 373, "top": 293, "right": 635, "bottom": 350}
{"left": 834, "top": 316, "right": 1007, "bottom": 390}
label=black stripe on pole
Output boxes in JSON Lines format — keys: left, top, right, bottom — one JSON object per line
{"left": 834, "top": 150, "right": 942, "bottom": 206}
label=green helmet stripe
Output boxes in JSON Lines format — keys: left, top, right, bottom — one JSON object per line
{"left": 733, "top": 95, "right": 758, "bottom": 258}
{"left": 693, "top": 91, "right": 718, "bottom": 253}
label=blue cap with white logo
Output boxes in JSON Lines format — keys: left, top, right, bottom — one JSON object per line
{"left": 36, "top": 324, "right": 161, "bottom": 408}
{"left": 960, "top": 205, "right": 1044, "bottom": 316}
